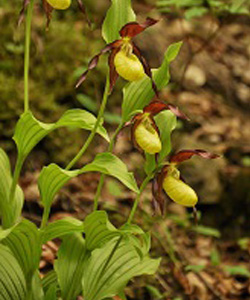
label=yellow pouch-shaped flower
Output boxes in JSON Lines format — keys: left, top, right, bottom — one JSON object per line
{"left": 134, "top": 118, "right": 162, "bottom": 154}
{"left": 163, "top": 175, "right": 198, "bottom": 207}
{"left": 114, "top": 51, "right": 145, "bottom": 81}
{"left": 46, "top": 0, "right": 71, "bottom": 10}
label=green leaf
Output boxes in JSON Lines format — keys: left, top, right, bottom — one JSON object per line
{"left": 119, "top": 223, "right": 144, "bottom": 235}
{"left": 0, "top": 225, "right": 16, "bottom": 241}
{"left": 82, "top": 237, "right": 161, "bottom": 300}
{"left": 30, "top": 271, "right": 44, "bottom": 300}
{"left": 238, "top": 237, "right": 250, "bottom": 250}
{"left": 84, "top": 211, "right": 119, "bottom": 251}
{"left": 185, "top": 264, "right": 205, "bottom": 273}
{"left": 44, "top": 285, "right": 57, "bottom": 300}
{"left": 191, "top": 225, "right": 221, "bottom": 238}
{"left": 122, "top": 42, "right": 183, "bottom": 122}
{"left": 102, "top": 0, "right": 136, "bottom": 43}
{"left": 42, "top": 271, "right": 58, "bottom": 295}
{"left": 0, "top": 244, "right": 27, "bottom": 300}
{"left": 155, "top": 110, "right": 177, "bottom": 162}
{"left": 38, "top": 164, "right": 79, "bottom": 210}
{"left": 184, "top": 7, "right": 208, "bottom": 19}
{"left": 42, "top": 271, "right": 58, "bottom": 300}
{"left": 210, "top": 247, "right": 221, "bottom": 266}
{"left": 2, "top": 219, "right": 41, "bottom": 283}
{"left": 146, "top": 285, "right": 164, "bottom": 299}
{"left": 38, "top": 153, "right": 139, "bottom": 211}
{"left": 81, "top": 153, "right": 139, "bottom": 194}
{"left": 223, "top": 265, "right": 250, "bottom": 278}
{"left": 0, "top": 148, "right": 24, "bottom": 228}
{"left": 41, "top": 217, "right": 84, "bottom": 243}
{"left": 55, "top": 234, "right": 89, "bottom": 300}
{"left": 13, "top": 109, "right": 109, "bottom": 161}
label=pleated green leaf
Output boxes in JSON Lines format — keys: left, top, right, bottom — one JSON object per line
{"left": 41, "top": 217, "right": 84, "bottom": 243}
{"left": 38, "top": 153, "right": 139, "bottom": 211}
{"left": 2, "top": 219, "right": 41, "bottom": 283}
{"left": 30, "top": 271, "right": 44, "bottom": 300}
{"left": 55, "top": 234, "right": 89, "bottom": 300}
{"left": 44, "top": 285, "right": 57, "bottom": 300}
{"left": 13, "top": 109, "right": 109, "bottom": 161}
{"left": 122, "top": 41, "right": 183, "bottom": 122}
{"left": 81, "top": 153, "right": 139, "bottom": 193}
{"left": 42, "top": 270, "right": 58, "bottom": 295}
{"left": 102, "top": 0, "right": 136, "bottom": 43}
{"left": 38, "top": 164, "right": 79, "bottom": 209}
{"left": 0, "top": 148, "right": 24, "bottom": 228}
{"left": 84, "top": 211, "right": 119, "bottom": 251}
{"left": 82, "top": 238, "right": 161, "bottom": 300}
{"left": 42, "top": 270, "right": 58, "bottom": 300}
{"left": 154, "top": 110, "right": 177, "bottom": 162}
{"left": 0, "top": 244, "right": 27, "bottom": 300}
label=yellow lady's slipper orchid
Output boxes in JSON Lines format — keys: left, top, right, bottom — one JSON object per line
{"left": 46, "top": 0, "right": 71, "bottom": 10}
{"left": 76, "top": 18, "right": 158, "bottom": 93}
{"left": 134, "top": 116, "right": 162, "bottom": 154}
{"left": 163, "top": 173, "right": 198, "bottom": 207}
{"left": 152, "top": 149, "right": 219, "bottom": 213}
{"left": 114, "top": 50, "right": 145, "bottom": 81}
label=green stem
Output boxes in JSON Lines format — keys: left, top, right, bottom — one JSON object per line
{"left": 93, "top": 122, "right": 123, "bottom": 211}
{"left": 127, "top": 174, "right": 152, "bottom": 224}
{"left": 40, "top": 78, "right": 110, "bottom": 228}
{"left": 40, "top": 206, "right": 50, "bottom": 229}
{"left": 24, "top": 0, "right": 35, "bottom": 113}
{"left": 65, "top": 76, "right": 110, "bottom": 171}
{"left": 9, "top": 156, "right": 24, "bottom": 206}
{"left": 4, "top": 156, "right": 24, "bottom": 228}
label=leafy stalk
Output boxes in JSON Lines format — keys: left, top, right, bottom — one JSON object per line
{"left": 6, "top": 0, "right": 35, "bottom": 227}
{"left": 40, "top": 76, "right": 110, "bottom": 228}
{"left": 127, "top": 174, "right": 152, "bottom": 224}
{"left": 93, "top": 121, "right": 124, "bottom": 210}
{"left": 24, "top": 0, "right": 35, "bottom": 112}
{"left": 66, "top": 76, "right": 110, "bottom": 170}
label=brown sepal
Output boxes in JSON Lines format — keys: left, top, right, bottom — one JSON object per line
{"left": 143, "top": 100, "right": 188, "bottom": 120}
{"left": 75, "top": 41, "right": 121, "bottom": 88}
{"left": 152, "top": 167, "right": 169, "bottom": 215}
{"left": 170, "top": 149, "right": 220, "bottom": 164}
{"left": 42, "top": 0, "right": 53, "bottom": 29}
{"left": 130, "top": 116, "right": 143, "bottom": 153}
{"left": 76, "top": 0, "right": 91, "bottom": 27}
{"left": 18, "top": 0, "right": 30, "bottom": 26}
{"left": 108, "top": 48, "right": 120, "bottom": 93}
{"left": 119, "top": 17, "right": 158, "bottom": 38}
{"left": 132, "top": 43, "right": 159, "bottom": 97}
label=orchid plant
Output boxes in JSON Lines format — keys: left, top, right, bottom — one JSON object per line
{"left": 0, "top": 0, "right": 219, "bottom": 299}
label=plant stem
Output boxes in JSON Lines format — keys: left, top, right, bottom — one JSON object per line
{"left": 66, "top": 76, "right": 110, "bottom": 170}
{"left": 40, "top": 206, "right": 50, "bottom": 229}
{"left": 127, "top": 174, "right": 152, "bottom": 224}
{"left": 9, "top": 156, "right": 23, "bottom": 204}
{"left": 24, "top": 0, "right": 35, "bottom": 113}
{"left": 4, "top": 156, "right": 24, "bottom": 228}
{"left": 93, "top": 122, "right": 123, "bottom": 211}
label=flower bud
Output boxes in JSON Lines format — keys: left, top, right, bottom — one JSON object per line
{"left": 46, "top": 0, "right": 71, "bottom": 10}
{"left": 134, "top": 116, "right": 162, "bottom": 154}
{"left": 163, "top": 175, "right": 198, "bottom": 207}
{"left": 114, "top": 51, "right": 145, "bottom": 81}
